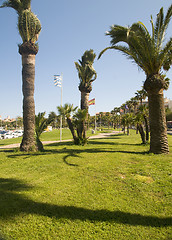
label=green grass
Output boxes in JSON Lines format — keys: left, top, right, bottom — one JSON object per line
{"left": 0, "top": 131, "right": 171, "bottom": 239}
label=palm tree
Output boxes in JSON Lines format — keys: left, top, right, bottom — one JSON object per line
{"left": 73, "top": 109, "right": 88, "bottom": 145}
{"left": 35, "top": 112, "right": 53, "bottom": 151}
{"left": 134, "top": 113, "right": 146, "bottom": 144}
{"left": 130, "top": 97, "right": 139, "bottom": 113}
{"left": 48, "top": 112, "right": 58, "bottom": 129}
{"left": 75, "top": 49, "right": 97, "bottom": 138}
{"left": 75, "top": 49, "right": 97, "bottom": 111}
{"left": 99, "top": 5, "right": 172, "bottom": 154}
{"left": 138, "top": 104, "right": 149, "bottom": 142}
{"left": 135, "top": 88, "right": 147, "bottom": 106}
{"left": 57, "top": 104, "right": 78, "bottom": 143}
{"left": 1, "top": 0, "right": 41, "bottom": 151}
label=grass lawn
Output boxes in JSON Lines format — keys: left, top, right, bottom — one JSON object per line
{"left": 0, "top": 131, "right": 171, "bottom": 239}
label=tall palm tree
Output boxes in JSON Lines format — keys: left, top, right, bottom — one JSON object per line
{"left": 75, "top": 49, "right": 97, "bottom": 138}
{"left": 75, "top": 49, "right": 97, "bottom": 111}
{"left": 1, "top": 0, "right": 41, "bottom": 151}
{"left": 99, "top": 5, "right": 172, "bottom": 154}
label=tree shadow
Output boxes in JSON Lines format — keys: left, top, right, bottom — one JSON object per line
{"left": 63, "top": 150, "right": 80, "bottom": 166}
{"left": 0, "top": 178, "right": 171, "bottom": 227}
{"left": 6, "top": 147, "right": 149, "bottom": 161}
{"left": 6, "top": 142, "right": 149, "bottom": 167}
{"left": 89, "top": 140, "right": 143, "bottom": 147}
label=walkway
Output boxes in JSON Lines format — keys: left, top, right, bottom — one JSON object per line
{"left": 0, "top": 131, "right": 121, "bottom": 149}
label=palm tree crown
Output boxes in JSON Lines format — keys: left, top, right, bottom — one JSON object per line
{"left": 57, "top": 104, "right": 77, "bottom": 119}
{"left": 75, "top": 49, "right": 97, "bottom": 93}
{"left": 0, "top": 0, "right": 41, "bottom": 44}
{"left": 99, "top": 4, "right": 172, "bottom": 77}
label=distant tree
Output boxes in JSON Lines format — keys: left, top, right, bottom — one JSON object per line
{"left": 48, "top": 112, "right": 57, "bottom": 129}
{"left": 135, "top": 88, "right": 147, "bottom": 105}
{"left": 1, "top": 0, "right": 41, "bottom": 152}
{"left": 99, "top": 5, "right": 172, "bottom": 154}
{"left": 138, "top": 105, "right": 149, "bottom": 142}
{"left": 16, "top": 116, "right": 23, "bottom": 129}
{"left": 166, "top": 108, "right": 172, "bottom": 121}
{"left": 134, "top": 113, "right": 146, "bottom": 144}
{"left": 121, "top": 114, "right": 131, "bottom": 134}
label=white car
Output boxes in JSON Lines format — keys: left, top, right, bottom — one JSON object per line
{"left": 15, "top": 130, "right": 23, "bottom": 137}
{"left": 2, "top": 133, "right": 13, "bottom": 139}
{"left": 0, "top": 131, "right": 7, "bottom": 139}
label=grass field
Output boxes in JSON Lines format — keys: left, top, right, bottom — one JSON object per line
{"left": 0, "top": 130, "right": 171, "bottom": 239}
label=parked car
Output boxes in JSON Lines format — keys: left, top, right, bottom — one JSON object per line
{"left": 15, "top": 130, "right": 23, "bottom": 137}
{"left": 2, "top": 132, "right": 13, "bottom": 139}
{"left": 0, "top": 130, "right": 7, "bottom": 139}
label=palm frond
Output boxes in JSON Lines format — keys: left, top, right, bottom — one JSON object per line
{"left": 0, "top": 0, "right": 22, "bottom": 13}
{"left": 75, "top": 49, "right": 97, "bottom": 88}
{"left": 159, "top": 37, "right": 172, "bottom": 69}
{"left": 98, "top": 46, "right": 116, "bottom": 59}
{"left": 106, "top": 25, "right": 129, "bottom": 45}
{"left": 154, "top": 7, "right": 164, "bottom": 48}
{"left": 35, "top": 112, "right": 48, "bottom": 138}
{"left": 112, "top": 44, "right": 148, "bottom": 73}
{"left": 163, "top": 4, "right": 172, "bottom": 31}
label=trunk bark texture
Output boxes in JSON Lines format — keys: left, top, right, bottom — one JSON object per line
{"left": 66, "top": 118, "right": 77, "bottom": 142}
{"left": 20, "top": 53, "right": 37, "bottom": 151}
{"left": 81, "top": 91, "right": 90, "bottom": 111}
{"left": 143, "top": 115, "right": 149, "bottom": 142}
{"left": 144, "top": 75, "right": 169, "bottom": 154}
{"left": 80, "top": 91, "right": 90, "bottom": 139}
{"left": 138, "top": 124, "right": 146, "bottom": 144}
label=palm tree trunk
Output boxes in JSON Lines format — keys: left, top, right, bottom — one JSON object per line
{"left": 81, "top": 91, "right": 89, "bottom": 111}
{"left": 138, "top": 124, "right": 146, "bottom": 144}
{"left": 66, "top": 118, "right": 77, "bottom": 142}
{"left": 80, "top": 91, "right": 89, "bottom": 138}
{"left": 143, "top": 115, "right": 149, "bottom": 142}
{"left": 20, "top": 53, "right": 37, "bottom": 151}
{"left": 127, "top": 125, "right": 129, "bottom": 135}
{"left": 147, "top": 89, "right": 169, "bottom": 154}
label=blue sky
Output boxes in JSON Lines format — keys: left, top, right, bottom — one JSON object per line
{"left": 0, "top": 0, "right": 172, "bottom": 119}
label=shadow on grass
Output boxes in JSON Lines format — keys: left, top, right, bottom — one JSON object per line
{"left": 88, "top": 140, "right": 142, "bottom": 146}
{"left": 0, "top": 178, "right": 171, "bottom": 227}
{"left": 6, "top": 147, "right": 149, "bottom": 160}
{"left": 6, "top": 141, "right": 149, "bottom": 167}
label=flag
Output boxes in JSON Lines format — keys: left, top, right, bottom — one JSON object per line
{"left": 89, "top": 98, "right": 95, "bottom": 106}
{"left": 54, "top": 75, "right": 62, "bottom": 87}
{"left": 125, "top": 105, "right": 128, "bottom": 109}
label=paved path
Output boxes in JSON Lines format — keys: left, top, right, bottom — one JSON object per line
{"left": 0, "top": 131, "right": 121, "bottom": 149}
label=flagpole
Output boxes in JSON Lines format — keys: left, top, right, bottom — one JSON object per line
{"left": 54, "top": 74, "right": 63, "bottom": 142}
{"left": 95, "top": 103, "right": 96, "bottom": 132}
{"left": 60, "top": 73, "right": 63, "bottom": 142}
